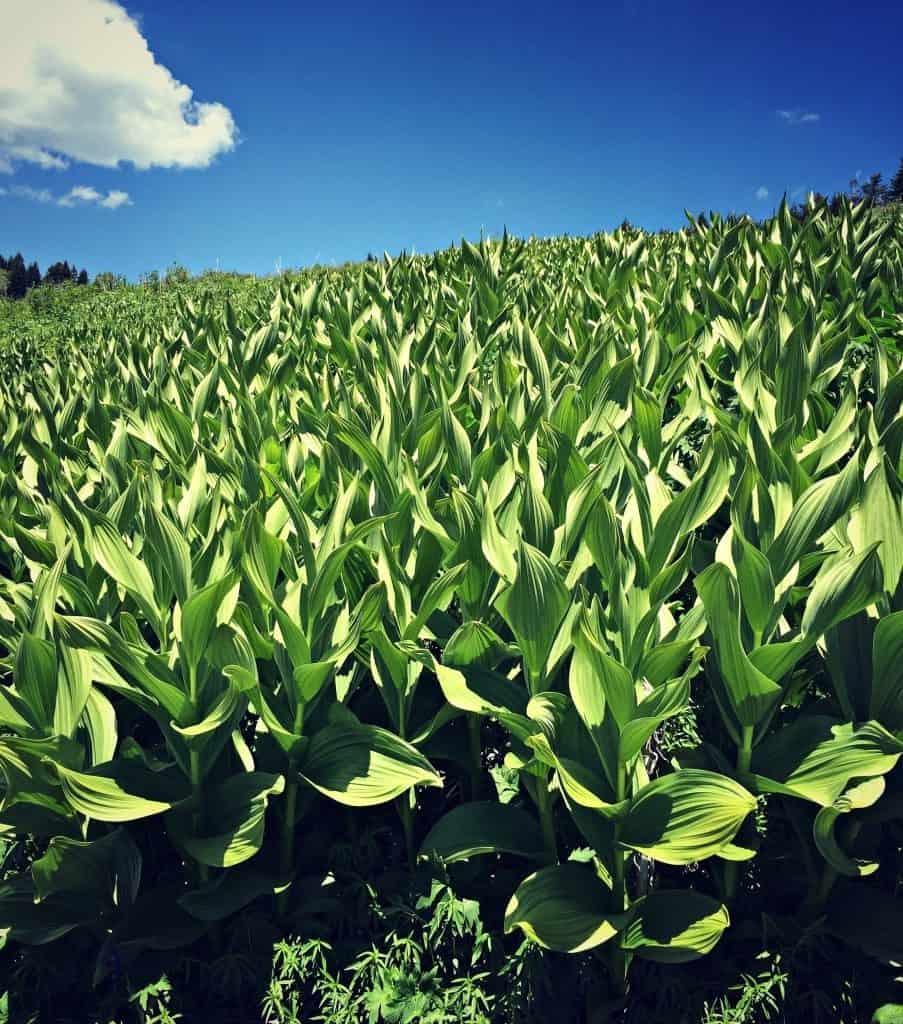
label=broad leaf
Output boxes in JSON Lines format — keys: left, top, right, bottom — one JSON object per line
{"left": 504, "top": 862, "right": 625, "bottom": 952}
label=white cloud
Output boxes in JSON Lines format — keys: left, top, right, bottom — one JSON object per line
{"left": 777, "top": 109, "right": 820, "bottom": 125}
{"left": 101, "top": 189, "right": 131, "bottom": 209}
{"left": 58, "top": 185, "right": 103, "bottom": 206}
{"left": 1, "top": 182, "right": 132, "bottom": 208}
{"left": 0, "top": 0, "right": 237, "bottom": 173}
{"left": 755, "top": 186, "right": 769, "bottom": 200}
{"left": 0, "top": 183, "right": 54, "bottom": 202}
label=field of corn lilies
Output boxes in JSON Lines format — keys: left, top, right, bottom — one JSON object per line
{"left": 1, "top": 200, "right": 902, "bottom": 1023}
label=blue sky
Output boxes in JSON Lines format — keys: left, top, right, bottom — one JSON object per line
{"left": 1, "top": 0, "right": 902, "bottom": 279}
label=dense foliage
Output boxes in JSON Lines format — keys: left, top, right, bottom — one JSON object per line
{"left": 1, "top": 199, "right": 902, "bottom": 1023}
{"left": 0, "top": 254, "right": 89, "bottom": 300}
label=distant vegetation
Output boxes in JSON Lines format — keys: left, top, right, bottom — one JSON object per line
{"left": 2, "top": 155, "right": 901, "bottom": 305}
{"left": 0, "top": 255, "right": 88, "bottom": 299}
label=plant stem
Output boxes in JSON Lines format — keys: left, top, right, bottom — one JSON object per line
{"left": 724, "top": 725, "right": 754, "bottom": 904}
{"left": 397, "top": 793, "right": 416, "bottom": 869}
{"left": 277, "top": 703, "right": 306, "bottom": 915}
{"left": 736, "top": 726, "right": 754, "bottom": 775}
{"left": 467, "top": 713, "right": 483, "bottom": 799}
{"left": 276, "top": 775, "right": 298, "bottom": 916}
{"left": 534, "top": 773, "right": 558, "bottom": 865}
{"left": 186, "top": 664, "right": 209, "bottom": 886}
{"left": 608, "top": 762, "right": 629, "bottom": 1000}
{"left": 188, "top": 750, "right": 209, "bottom": 885}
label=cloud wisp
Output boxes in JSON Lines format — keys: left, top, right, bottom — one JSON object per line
{"left": 59, "top": 185, "right": 133, "bottom": 209}
{"left": 0, "top": 0, "right": 237, "bottom": 175}
{"left": 0, "top": 184, "right": 54, "bottom": 203}
{"left": 776, "top": 109, "right": 821, "bottom": 125}
{"left": 0, "top": 183, "right": 132, "bottom": 208}
{"left": 755, "top": 186, "right": 769, "bottom": 200}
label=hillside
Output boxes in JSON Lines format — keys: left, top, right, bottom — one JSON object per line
{"left": 0, "top": 201, "right": 902, "bottom": 1023}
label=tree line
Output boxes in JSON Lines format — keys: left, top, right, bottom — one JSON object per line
{"left": 0, "top": 254, "right": 89, "bottom": 299}
{"left": 787, "top": 157, "right": 903, "bottom": 219}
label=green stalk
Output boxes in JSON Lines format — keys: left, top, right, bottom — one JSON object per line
{"left": 187, "top": 665, "right": 208, "bottom": 885}
{"left": 724, "top": 725, "right": 754, "bottom": 904}
{"left": 277, "top": 702, "right": 305, "bottom": 915}
{"left": 276, "top": 779, "right": 298, "bottom": 916}
{"left": 608, "top": 762, "right": 629, "bottom": 1000}
{"left": 467, "top": 713, "right": 484, "bottom": 799}
{"left": 534, "top": 773, "right": 558, "bottom": 865}
{"left": 397, "top": 793, "right": 416, "bottom": 869}
{"left": 394, "top": 706, "right": 417, "bottom": 869}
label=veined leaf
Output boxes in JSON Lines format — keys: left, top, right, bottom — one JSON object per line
{"left": 497, "top": 542, "right": 570, "bottom": 691}
{"left": 504, "top": 862, "right": 625, "bottom": 952}
{"left": 420, "top": 801, "right": 545, "bottom": 862}
{"left": 620, "top": 890, "right": 729, "bottom": 962}
{"left": 696, "top": 563, "right": 782, "bottom": 728}
{"left": 54, "top": 761, "right": 187, "bottom": 822}
{"left": 299, "top": 723, "right": 441, "bottom": 806}
{"left": 752, "top": 718, "right": 903, "bottom": 806}
{"left": 167, "top": 772, "right": 284, "bottom": 867}
{"left": 619, "top": 769, "right": 756, "bottom": 865}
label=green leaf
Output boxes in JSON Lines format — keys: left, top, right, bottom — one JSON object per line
{"left": 813, "top": 777, "right": 884, "bottom": 878}
{"left": 620, "top": 890, "right": 730, "bottom": 962}
{"left": 420, "top": 801, "right": 546, "bottom": 862}
{"left": 752, "top": 718, "right": 903, "bottom": 806}
{"left": 730, "top": 531, "right": 774, "bottom": 639}
{"left": 870, "top": 611, "right": 903, "bottom": 730}
{"left": 32, "top": 828, "right": 141, "bottom": 908}
{"left": 800, "top": 545, "right": 883, "bottom": 641}
{"left": 619, "top": 769, "right": 756, "bottom": 865}
{"left": 767, "top": 453, "right": 861, "bottom": 580}
{"left": 82, "top": 687, "right": 118, "bottom": 765}
{"left": 169, "top": 679, "right": 244, "bottom": 755}
{"left": 871, "top": 1006, "right": 903, "bottom": 1024}
{"left": 481, "top": 499, "right": 517, "bottom": 582}
{"left": 292, "top": 661, "right": 334, "bottom": 706}
{"left": 54, "top": 760, "right": 187, "bottom": 822}
{"left": 584, "top": 494, "right": 620, "bottom": 580}
{"left": 648, "top": 438, "right": 731, "bottom": 574}
{"left": 241, "top": 515, "right": 283, "bottom": 604}
{"left": 179, "top": 864, "right": 275, "bottom": 921}
{"left": 619, "top": 676, "right": 691, "bottom": 764}
{"left": 497, "top": 542, "right": 570, "bottom": 691}
{"left": 167, "top": 772, "right": 284, "bottom": 867}
{"left": 299, "top": 723, "right": 441, "bottom": 806}
{"left": 434, "top": 661, "right": 532, "bottom": 739}
{"left": 181, "top": 573, "right": 238, "bottom": 674}
{"left": 403, "top": 563, "right": 468, "bottom": 641}
{"left": 633, "top": 386, "right": 662, "bottom": 465}
{"left": 89, "top": 517, "right": 159, "bottom": 628}
{"left": 638, "top": 641, "right": 698, "bottom": 688}
{"left": 0, "top": 684, "right": 40, "bottom": 735}
{"left": 444, "top": 621, "right": 513, "bottom": 669}
{"left": 0, "top": 877, "right": 86, "bottom": 944}
{"left": 848, "top": 455, "right": 903, "bottom": 594}
{"left": 53, "top": 644, "right": 91, "bottom": 739}
{"left": 696, "top": 563, "right": 782, "bottom": 727}
{"left": 58, "top": 616, "right": 189, "bottom": 722}
{"left": 145, "top": 506, "right": 193, "bottom": 606}
{"left": 14, "top": 633, "right": 57, "bottom": 730}
{"left": 504, "top": 862, "right": 625, "bottom": 953}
